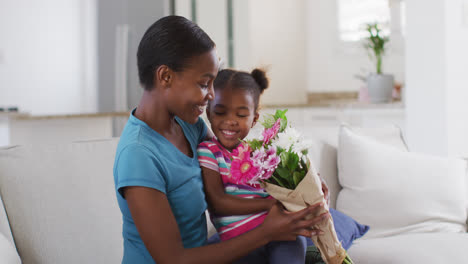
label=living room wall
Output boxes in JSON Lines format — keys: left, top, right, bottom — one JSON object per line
{"left": 1, "top": 0, "right": 407, "bottom": 114}
{"left": 0, "top": 0, "right": 166, "bottom": 115}
{"left": 0, "top": 0, "right": 96, "bottom": 115}
{"left": 305, "top": 0, "right": 406, "bottom": 93}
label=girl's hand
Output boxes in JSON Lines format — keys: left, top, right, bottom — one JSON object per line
{"left": 318, "top": 173, "right": 330, "bottom": 206}
{"left": 260, "top": 202, "right": 329, "bottom": 242}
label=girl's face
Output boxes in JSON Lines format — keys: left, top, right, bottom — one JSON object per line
{"left": 207, "top": 86, "right": 259, "bottom": 151}
{"left": 166, "top": 49, "right": 219, "bottom": 124}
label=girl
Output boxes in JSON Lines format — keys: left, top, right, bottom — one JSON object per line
{"left": 197, "top": 69, "right": 322, "bottom": 263}
{"left": 113, "top": 15, "right": 329, "bottom": 264}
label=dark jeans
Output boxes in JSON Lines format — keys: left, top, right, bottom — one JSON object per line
{"left": 208, "top": 234, "right": 307, "bottom": 264}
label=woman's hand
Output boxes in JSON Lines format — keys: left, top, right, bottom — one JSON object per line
{"left": 260, "top": 202, "right": 329, "bottom": 242}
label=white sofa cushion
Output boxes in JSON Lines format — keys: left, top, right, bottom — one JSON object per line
{"left": 0, "top": 139, "right": 123, "bottom": 264}
{"left": 348, "top": 233, "right": 468, "bottom": 264}
{"left": 337, "top": 126, "right": 467, "bottom": 239}
{"left": 307, "top": 124, "right": 408, "bottom": 209}
{"left": 0, "top": 233, "right": 20, "bottom": 264}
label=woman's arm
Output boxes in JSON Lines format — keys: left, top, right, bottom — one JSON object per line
{"left": 124, "top": 186, "right": 328, "bottom": 264}
{"left": 201, "top": 167, "right": 275, "bottom": 216}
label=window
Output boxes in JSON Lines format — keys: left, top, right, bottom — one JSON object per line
{"left": 338, "top": 0, "right": 391, "bottom": 42}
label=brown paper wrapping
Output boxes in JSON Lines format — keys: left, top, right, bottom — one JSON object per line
{"left": 261, "top": 163, "right": 346, "bottom": 264}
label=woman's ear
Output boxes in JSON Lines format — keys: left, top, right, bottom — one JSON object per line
{"left": 155, "top": 65, "right": 172, "bottom": 88}
{"left": 252, "top": 112, "right": 260, "bottom": 128}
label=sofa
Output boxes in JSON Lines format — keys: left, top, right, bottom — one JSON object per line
{"left": 0, "top": 125, "right": 467, "bottom": 263}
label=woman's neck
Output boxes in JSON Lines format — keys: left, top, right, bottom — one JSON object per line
{"left": 134, "top": 89, "right": 178, "bottom": 135}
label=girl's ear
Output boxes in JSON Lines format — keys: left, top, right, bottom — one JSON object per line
{"left": 252, "top": 112, "right": 260, "bottom": 128}
{"left": 155, "top": 65, "right": 172, "bottom": 88}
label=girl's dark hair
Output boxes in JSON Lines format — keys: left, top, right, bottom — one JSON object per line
{"left": 137, "top": 16, "right": 215, "bottom": 90}
{"left": 213, "top": 68, "right": 269, "bottom": 110}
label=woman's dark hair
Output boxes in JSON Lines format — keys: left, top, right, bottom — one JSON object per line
{"left": 213, "top": 68, "right": 269, "bottom": 110}
{"left": 137, "top": 16, "right": 215, "bottom": 90}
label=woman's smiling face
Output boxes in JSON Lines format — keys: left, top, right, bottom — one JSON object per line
{"left": 207, "top": 86, "right": 259, "bottom": 151}
{"left": 166, "top": 49, "right": 219, "bottom": 124}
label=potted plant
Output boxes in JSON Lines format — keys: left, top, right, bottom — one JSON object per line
{"left": 364, "top": 23, "right": 394, "bottom": 103}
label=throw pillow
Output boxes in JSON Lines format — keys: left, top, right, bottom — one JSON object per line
{"left": 307, "top": 124, "right": 409, "bottom": 209}
{"left": 337, "top": 126, "right": 467, "bottom": 239}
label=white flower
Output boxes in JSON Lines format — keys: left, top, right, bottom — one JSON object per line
{"left": 245, "top": 125, "right": 263, "bottom": 141}
{"left": 272, "top": 127, "right": 301, "bottom": 151}
{"left": 292, "top": 139, "right": 313, "bottom": 155}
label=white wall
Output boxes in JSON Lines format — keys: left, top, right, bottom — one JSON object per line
{"left": 239, "top": 0, "right": 308, "bottom": 105}
{"left": 305, "top": 0, "right": 405, "bottom": 93}
{"left": 197, "top": 0, "right": 229, "bottom": 67}
{"left": 97, "top": 0, "right": 167, "bottom": 112}
{"left": 1, "top": 1, "right": 408, "bottom": 115}
{"left": 179, "top": 0, "right": 308, "bottom": 105}
{"left": 233, "top": 0, "right": 251, "bottom": 71}
{"left": 445, "top": 0, "right": 468, "bottom": 157}
{"left": 175, "top": 0, "right": 229, "bottom": 67}
{"left": 0, "top": 0, "right": 97, "bottom": 115}
{"left": 405, "top": 0, "right": 468, "bottom": 157}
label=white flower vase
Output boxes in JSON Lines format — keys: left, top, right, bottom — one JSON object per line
{"left": 367, "top": 73, "right": 394, "bottom": 103}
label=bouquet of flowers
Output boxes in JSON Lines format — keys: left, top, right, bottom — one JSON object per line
{"left": 230, "top": 109, "right": 353, "bottom": 264}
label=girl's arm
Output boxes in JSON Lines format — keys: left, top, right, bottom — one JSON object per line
{"left": 124, "top": 186, "right": 328, "bottom": 264}
{"left": 201, "top": 167, "right": 275, "bottom": 216}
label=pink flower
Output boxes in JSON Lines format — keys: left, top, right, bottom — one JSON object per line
{"left": 231, "top": 155, "right": 258, "bottom": 185}
{"left": 232, "top": 143, "right": 251, "bottom": 160}
{"left": 231, "top": 143, "right": 280, "bottom": 186}
{"left": 248, "top": 145, "right": 280, "bottom": 184}
{"left": 261, "top": 154, "right": 280, "bottom": 180}
{"left": 262, "top": 119, "right": 281, "bottom": 146}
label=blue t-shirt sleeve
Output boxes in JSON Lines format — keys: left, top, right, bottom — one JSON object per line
{"left": 115, "top": 144, "right": 167, "bottom": 197}
{"left": 195, "top": 117, "right": 208, "bottom": 144}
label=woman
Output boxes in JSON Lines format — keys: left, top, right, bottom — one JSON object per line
{"left": 113, "top": 15, "right": 329, "bottom": 263}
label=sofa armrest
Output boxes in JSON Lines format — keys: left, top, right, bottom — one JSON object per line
{"left": 0, "top": 194, "right": 15, "bottom": 248}
{"left": 0, "top": 233, "right": 20, "bottom": 264}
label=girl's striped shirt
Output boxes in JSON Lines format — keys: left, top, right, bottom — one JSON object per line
{"left": 197, "top": 138, "right": 271, "bottom": 241}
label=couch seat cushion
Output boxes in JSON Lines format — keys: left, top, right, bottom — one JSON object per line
{"left": 348, "top": 233, "right": 468, "bottom": 264}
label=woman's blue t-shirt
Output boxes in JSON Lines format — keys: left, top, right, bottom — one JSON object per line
{"left": 113, "top": 110, "right": 208, "bottom": 263}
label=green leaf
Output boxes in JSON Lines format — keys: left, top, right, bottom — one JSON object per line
{"left": 276, "top": 167, "right": 290, "bottom": 180}
{"left": 280, "top": 152, "right": 289, "bottom": 168}
{"left": 292, "top": 171, "right": 302, "bottom": 186}
{"left": 275, "top": 167, "right": 295, "bottom": 189}
{"left": 274, "top": 109, "right": 288, "bottom": 120}
{"left": 274, "top": 109, "right": 288, "bottom": 131}
{"left": 279, "top": 118, "right": 288, "bottom": 132}
{"left": 276, "top": 146, "right": 285, "bottom": 154}
{"left": 287, "top": 152, "right": 299, "bottom": 172}
{"left": 261, "top": 114, "right": 276, "bottom": 129}
{"left": 270, "top": 174, "right": 288, "bottom": 188}
{"left": 301, "top": 156, "right": 310, "bottom": 171}
{"left": 364, "top": 23, "right": 389, "bottom": 73}
{"left": 249, "top": 139, "right": 263, "bottom": 150}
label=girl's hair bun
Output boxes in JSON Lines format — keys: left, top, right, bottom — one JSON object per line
{"left": 251, "top": 68, "right": 269, "bottom": 93}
